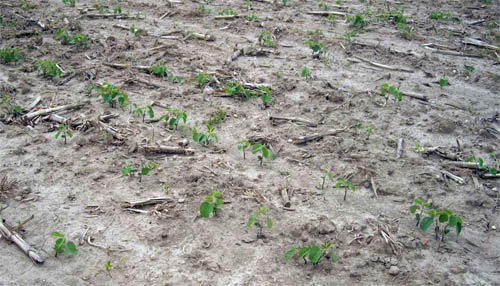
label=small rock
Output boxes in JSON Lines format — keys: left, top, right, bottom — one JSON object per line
{"left": 388, "top": 266, "right": 400, "bottom": 276}
{"left": 349, "top": 272, "right": 361, "bottom": 279}
{"left": 150, "top": 255, "right": 158, "bottom": 261}
{"left": 390, "top": 257, "right": 399, "bottom": 266}
{"left": 178, "top": 198, "right": 185, "bottom": 203}
{"left": 492, "top": 225, "right": 496, "bottom": 230}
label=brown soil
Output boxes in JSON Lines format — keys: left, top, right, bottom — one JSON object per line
{"left": 1, "top": 0, "right": 499, "bottom": 285}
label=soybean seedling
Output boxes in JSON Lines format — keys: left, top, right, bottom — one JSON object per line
{"left": 251, "top": 144, "right": 276, "bottom": 167}
{"left": 194, "top": 72, "right": 213, "bottom": 88}
{"left": 121, "top": 162, "right": 132, "bottom": 176}
{"left": 258, "top": 30, "right": 274, "bottom": 47}
{"left": 190, "top": 124, "right": 218, "bottom": 145}
{"left": 98, "top": 82, "right": 128, "bottom": 108}
{"left": 55, "top": 124, "right": 73, "bottom": 144}
{"left": 335, "top": 177, "right": 355, "bottom": 201}
{"left": 419, "top": 207, "right": 463, "bottom": 249}
{"left": 256, "top": 86, "right": 272, "bottom": 104}
{"left": 284, "top": 240, "right": 337, "bottom": 265}
{"left": 301, "top": 66, "right": 310, "bottom": 79}
{"left": 381, "top": 83, "right": 402, "bottom": 101}
{"left": 34, "top": 58, "right": 62, "bottom": 78}
{"left": 304, "top": 40, "right": 325, "bottom": 55}
{"left": 50, "top": 232, "right": 77, "bottom": 257}
{"left": 318, "top": 169, "right": 333, "bottom": 190}
{"left": 247, "top": 205, "right": 272, "bottom": 239}
{"left": 345, "top": 13, "right": 369, "bottom": 29}
{"left": 62, "top": 0, "right": 75, "bottom": 6}
{"left": 139, "top": 161, "right": 157, "bottom": 182}
{"left": 237, "top": 139, "right": 251, "bottom": 159}
{"left": 200, "top": 191, "right": 223, "bottom": 218}
{"left": 0, "top": 95, "right": 22, "bottom": 117}
{"left": 409, "top": 198, "right": 431, "bottom": 227}
{"left": 150, "top": 62, "right": 167, "bottom": 77}
{"left": 439, "top": 73, "right": 449, "bottom": 88}
{"left": 0, "top": 48, "right": 22, "bottom": 64}
{"left": 159, "top": 108, "right": 187, "bottom": 130}
{"left": 466, "top": 156, "right": 498, "bottom": 175}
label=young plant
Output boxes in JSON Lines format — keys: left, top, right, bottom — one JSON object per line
{"left": 247, "top": 205, "right": 272, "bottom": 239}
{"left": 251, "top": 144, "right": 276, "bottom": 167}
{"left": 151, "top": 62, "right": 167, "bottom": 77}
{"left": 50, "top": 232, "right": 77, "bottom": 257}
{"left": 258, "top": 30, "right": 274, "bottom": 47}
{"left": 419, "top": 208, "right": 463, "bottom": 248}
{"left": 439, "top": 73, "right": 449, "bottom": 88}
{"left": 225, "top": 81, "right": 252, "bottom": 99}
{"left": 409, "top": 198, "right": 431, "bottom": 227}
{"left": 159, "top": 108, "right": 187, "bottom": 130}
{"left": 256, "top": 86, "right": 272, "bottom": 104}
{"left": 466, "top": 156, "right": 498, "bottom": 175}
{"left": 34, "top": 58, "right": 62, "bottom": 78}
{"left": 200, "top": 191, "right": 223, "bottom": 218}
{"left": 284, "top": 241, "right": 337, "bottom": 265}
{"left": 381, "top": 83, "right": 403, "bottom": 101}
{"left": 98, "top": 82, "right": 128, "bottom": 108}
{"left": 62, "top": 0, "right": 75, "bottom": 6}
{"left": 53, "top": 29, "right": 72, "bottom": 45}
{"left": 219, "top": 7, "right": 237, "bottom": 16}
{"left": 318, "top": 2, "right": 328, "bottom": 10}
{"left": 194, "top": 72, "right": 213, "bottom": 88}
{"left": 190, "top": 124, "right": 218, "bottom": 145}
{"left": 0, "top": 95, "right": 22, "bottom": 117}
{"left": 335, "top": 177, "right": 355, "bottom": 201}
{"left": 318, "top": 169, "right": 332, "bottom": 190}
{"left": 167, "top": 73, "right": 183, "bottom": 84}
{"left": 121, "top": 162, "right": 132, "bottom": 176}
{"left": 304, "top": 40, "right": 325, "bottom": 55}
{"left": 55, "top": 124, "right": 73, "bottom": 144}
{"left": 113, "top": 6, "right": 122, "bottom": 14}
{"left": 72, "top": 33, "right": 89, "bottom": 47}
{"left": 105, "top": 259, "right": 111, "bottom": 271}
{"left": 301, "top": 66, "right": 310, "bottom": 79}
{"left": 207, "top": 102, "right": 226, "bottom": 125}
{"left": 237, "top": 139, "right": 251, "bottom": 159}
{"left": 138, "top": 161, "right": 157, "bottom": 182}
{"left": 345, "top": 13, "right": 369, "bottom": 29}
{"left": 0, "top": 48, "right": 22, "bottom": 64}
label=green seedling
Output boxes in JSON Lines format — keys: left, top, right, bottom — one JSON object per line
{"left": 190, "top": 124, "right": 218, "bottom": 145}
{"left": 121, "top": 162, "right": 132, "bottom": 176}
{"left": 113, "top": 6, "right": 122, "bottom": 14}
{"left": 200, "top": 191, "right": 223, "bottom": 218}
{"left": 151, "top": 62, "right": 167, "bottom": 77}
{"left": 430, "top": 10, "right": 459, "bottom": 22}
{"left": 304, "top": 40, "right": 325, "bottom": 55}
{"left": 409, "top": 198, "right": 431, "bottom": 227}
{"left": 439, "top": 73, "right": 449, "bottom": 88}
{"left": 381, "top": 83, "right": 403, "bottom": 101}
{"left": 53, "top": 29, "right": 89, "bottom": 47}
{"left": 237, "top": 139, "right": 251, "bottom": 159}
{"left": 96, "top": 2, "right": 110, "bottom": 13}
{"left": 159, "top": 107, "right": 187, "bottom": 130}
{"left": 62, "top": 0, "right": 75, "bottom": 6}
{"left": 466, "top": 156, "right": 498, "bottom": 175}
{"left": 256, "top": 86, "right": 272, "bottom": 104}
{"left": 318, "top": 2, "right": 328, "bottom": 10}
{"left": 343, "top": 31, "right": 357, "bottom": 42}
{"left": 167, "top": 73, "right": 183, "bottom": 84}
{"left": 72, "top": 33, "right": 89, "bottom": 47}
{"left": 207, "top": 102, "right": 226, "bottom": 125}
{"left": 105, "top": 259, "right": 111, "bottom": 271}
{"left": 194, "top": 72, "right": 213, "bottom": 88}
{"left": 419, "top": 207, "right": 463, "bottom": 249}
{"left": 130, "top": 24, "right": 136, "bottom": 35}
{"left": 53, "top": 29, "right": 72, "bottom": 45}
{"left": 346, "top": 13, "right": 368, "bottom": 29}
{"left": 318, "top": 169, "right": 332, "bottom": 190}
{"left": 245, "top": 12, "right": 258, "bottom": 21}
{"left": 139, "top": 161, "right": 157, "bottom": 182}
{"left": 50, "top": 232, "right": 77, "bottom": 257}
{"left": 225, "top": 81, "right": 252, "bottom": 99}
{"left": 335, "top": 177, "right": 355, "bottom": 201}
{"left": 251, "top": 144, "right": 276, "bottom": 167}
{"left": 258, "top": 30, "right": 274, "bottom": 47}
{"left": 34, "top": 58, "right": 62, "bottom": 78}
{"left": 220, "top": 7, "right": 237, "bottom": 16}
{"left": 55, "top": 124, "right": 73, "bottom": 144}
{"left": 0, "top": 48, "right": 22, "bottom": 64}
{"left": 131, "top": 104, "right": 154, "bottom": 122}
{"left": 0, "top": 95, "right": 22, "bottom": 117}
{"left": 301, "top": 66, "right": 310, "bottom": 79}
{"left": 284, "top": 241, "right": 337, "bottom": 265}
{"left": 247, "top": 204, "right": 272, "bottom": 239}
{"left": 98, "top": 82, "right": 128, "bottom": 108}
{"left": 464, "top": 65, "right": 475, "bottom": 72}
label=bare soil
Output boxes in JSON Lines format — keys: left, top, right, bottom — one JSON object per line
{"left": 1, "top": 0, "right": 499, "bottom": 285}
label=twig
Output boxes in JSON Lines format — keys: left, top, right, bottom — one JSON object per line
{"left": 353, "top": 56, "right": 413, "bottom": 73}
{"left": 269, "top": 114, "right": 317, "bottom": 127}
{"left": 280, "top": 189, "right": 291, "bottom": 208}
{"left": 23, "top": 100, "right": 90, "bottom": 120}
{"left": 442, "top": 161, "right": 477, "bottom": 169}
{"left": 140, "top": 145, "right": 195, "bottom": 155}
{"left": 463, "top": 37, "right": 500, "bottom": 51}
{"left": 441, "top": 170, "right": 466, "bottom": 184}
{"left": 370, "top": 177, "right": 378, "bottom": 198}
{"left": 97, "top": 120, "right": 124, "bottom": 140}
{"left": 293, "top": 127, "right": 347, "bottom": 144}
{"left": 396, "top": 138, "right": 404, "bottom": 158}
{"left": 307, "top": 10, "right": 349, "bottom": 16}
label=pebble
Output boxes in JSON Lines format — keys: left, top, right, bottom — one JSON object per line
{"left": 492, "top": 225, "right": 496, "bottom": 230}
{"left": 388, "top": 266, "right": 400, "bottom": 276}
{"left": 178, "top": 198, "right": 185, "bottom": 203}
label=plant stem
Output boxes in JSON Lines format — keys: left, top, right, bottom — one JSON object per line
{"left": 63, "top": 134, "right": 67, "bottom": 144}
{"left": 243, "top": 149, "right": 246, "bottom": 160}
{"left": 321, "top": 178, "right": 325, "bottom": 189}
{"left": 343, "top": 188, "right": 347, "bottom": 201}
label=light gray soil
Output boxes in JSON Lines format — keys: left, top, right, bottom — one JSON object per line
{"left": 1, "top": 0, "right": 499, "bottom": 285}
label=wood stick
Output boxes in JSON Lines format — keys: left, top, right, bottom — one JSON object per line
{"left": 396, "top": 138, "right": 404, "bottom": 158}
{"left": 353, "top": 56, "right": 413, "bottom": 73}
{"left": 293, "top": 127, "right": 347, "bottom": 144}
{"left": 401, "top": 91, "right": 429, "bottom": 101}
{"left": 370, "top": 177, "right": 378, "bottom": 198}
{"left": 140, "top": 145, "right": 195, "bottom": 155}
{"left": 25, "top": 96, "right": 42, "bottom": 111}
{"left": 23, "top": 100, "right": 90, "bottom": 120}
{"left": 13, "top": 214, "right": 34, "bottom": 232}
{"left": 97, "top": 120, "right": 124, "bottom": 140}
{"left": 307, "top": 10, "right": 349, "bottom": 16}
{"left": 463, "top": 37, "right": 500, "bottom": 51}
{"left": 269, "top": 114, "right": 317, "bottom": 127}
{"left": 441, "top": 170, "right": 466, "bottom": 184}
{"left": 280, "top": 189, "right": 291, "bottom": 208}
{"left": 0, "top": 216, "right": 44, "bottom": 264}
{"left": 48, "top": 113, "right": 70, "bottom": 125}
{"left": 481, "top": 173, "right": 500, "bottom": 179}
{"left": 420, "top": 146, "right": 460, "bottom": 161}
{"left": 86, "top": 13, "right": 143, "bottom": 19}
{"left": 443, "top": 161, "right": 477, "bottom": 169}
{"left": 120, "top": 197, "right": 173, "bottom": 209}
{"left": 214, "top": 15, "right": 243, "bottom": 20}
